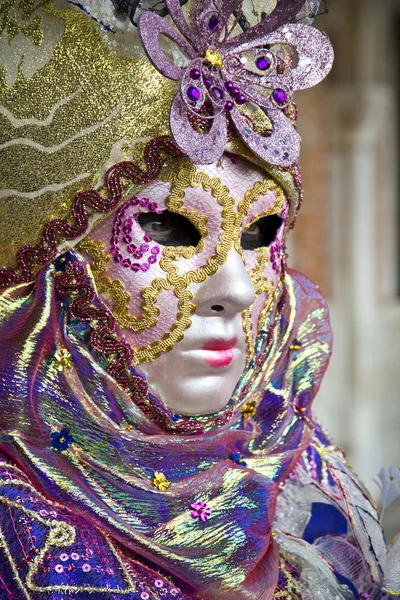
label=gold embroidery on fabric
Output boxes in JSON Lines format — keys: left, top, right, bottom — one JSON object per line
{"left": 0, "top": 474, "right": 138, "bottom": 594}
{"left": 0, "top": 525, "right": 31, "bottom": 599}
{"left": 82, "top": 167, "right": 286, "bottom": 364}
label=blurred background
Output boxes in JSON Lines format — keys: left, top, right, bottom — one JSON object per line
{"left": 289, "top": 0, "right": 400, "bottom": 539}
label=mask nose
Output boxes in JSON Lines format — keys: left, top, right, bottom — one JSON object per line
{"left": 194, "top": 250, "right": 255, "bottom": 317}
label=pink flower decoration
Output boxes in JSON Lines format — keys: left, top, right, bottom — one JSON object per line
{"left": 138, "top": 0, "right": 334, "bottom": 166}
{"left": 190, "top": 500, "right": 212, "bottom": 522}
{"left": 59, "top": 553, "right": 69, "bottom": 562}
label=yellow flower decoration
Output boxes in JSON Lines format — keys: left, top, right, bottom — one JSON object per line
{"left": 54, "top": 349, "right": 73, "bottom": 373}
{"left": 241, "top": 400, "right": 257, "bottom": 419}
{"left": 153, "top": 471, "right": 171, "bottom": 492}
{"left": 204, "top": 49, "right": 224, "bottom": 68}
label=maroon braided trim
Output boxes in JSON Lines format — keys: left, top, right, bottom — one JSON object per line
{"left": 54, "top": 261, "right": 210, "bottom": 433}
{"left": 54, "top": 261, "right": 170, "bottom": 430}
{"left": 0, "top": 136, "right": 183, "bottom": 291}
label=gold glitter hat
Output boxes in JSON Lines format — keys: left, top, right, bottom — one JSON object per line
{"left": 0, "top": 0, "right": 328, "bottom": 283}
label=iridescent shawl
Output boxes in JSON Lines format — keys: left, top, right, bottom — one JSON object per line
{"left": 0, "top": 258, "right": 331, "bottom": 600}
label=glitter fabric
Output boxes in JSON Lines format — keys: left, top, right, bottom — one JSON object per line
{"left": 0, "top": 262, "right": 328, "bottom": 598}
{"left": 138, "top": 0, "right": 334, "bottom": 165}
{"left": 0, "top": 2, "right": 176, "bottom": 271}
{"left": 1, "top": 260, "right": 395, "bottom": 598}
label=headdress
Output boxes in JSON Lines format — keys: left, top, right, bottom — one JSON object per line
{"left": 0, "top": 0, "right": 333, "bottom": 285}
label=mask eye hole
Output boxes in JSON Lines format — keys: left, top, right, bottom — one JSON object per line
{"left": 137, "top": 211, "right": 201, "bottom": 247}
{"left": 241, "top": 214, "right": 284, "bottom": 250}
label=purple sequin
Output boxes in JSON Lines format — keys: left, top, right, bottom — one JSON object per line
{"left": 208, "top": 15, "right": 219, "bottom": 30}
{"left": 256, "top": 55, "right": 272, "bottom": 71}
{"left": 111, "top": 198, "right": 161, "bottom": 273}
{"left": 187, "top": 86, "right": 200, "bottom": 102}
{"left": 272, "top": 88, "right": 287, "bottom": 105}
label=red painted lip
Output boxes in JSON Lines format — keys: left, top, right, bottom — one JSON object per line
{"left": 204, "top": 349, "right": 234, "bottom": 368}
{"left": 202, "top": 338, "right": 237, "bottom": 368}
{"left": 202, "top": 337, "right": 238, "bottom": 351}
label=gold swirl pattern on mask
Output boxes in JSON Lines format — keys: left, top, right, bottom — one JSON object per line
{"left": 82, "top": 166, "right": 286, "bottom": 364}
{"left": 0, "top": 3, "right": 175, "bottom": 269}
{"left": 237, "top": 179, "right": 286, "bottom": 355}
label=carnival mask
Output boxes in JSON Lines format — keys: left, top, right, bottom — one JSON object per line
{"left": 81, "top": 155, "right": 288, "bottom": 415}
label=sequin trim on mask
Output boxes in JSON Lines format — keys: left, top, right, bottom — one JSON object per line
{"left": 111, "top": 197, "right": 162, "bottom": 272}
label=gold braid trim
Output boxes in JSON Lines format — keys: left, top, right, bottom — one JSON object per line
{"left": 237, "top": 179, "right": 285, "bottom": 355}
{"left": 80, "top": 166, "right": 286, "bottom": 363}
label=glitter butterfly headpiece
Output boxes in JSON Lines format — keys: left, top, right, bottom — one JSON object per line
{"left": 138, "top": 0, "right": 334, "bottom": 166}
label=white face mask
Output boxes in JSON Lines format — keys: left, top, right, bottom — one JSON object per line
{"left": 82, "top": 155, "right": 289, "bottom": 416}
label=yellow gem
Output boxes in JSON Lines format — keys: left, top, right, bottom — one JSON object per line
{"left": 241, "top": 400, "right": 257, "bottom": 419}
{"left": 153, "top": 471, "right": 171, "bottom": 492}
{"left": 290, "top": 344, "right": 301, "bottom": 351}
{"left": 54, "top": 349, "right": 73, "bottom": 373}
{"left": 204, "top": 49, "right": 224, "bottom": 68}
{"left": 59, "top": 437, "right": 65, "bottom": 444}
{"left": 271, "top": 531, "right": 277, "bottom": 537}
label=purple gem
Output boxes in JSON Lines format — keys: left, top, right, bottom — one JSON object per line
{"left": 272, "top": 88, "right": 287, "bottom": 104}
{"left": 148, "top": 201, "right": 158, "bottom": 211}
{"left": 204, "top": 78, "right": 212, "bottom": 90}
{"left": 208, "top": 15, "right": 219, "bottom": 30}
{"left": 236, "top": 94, "right": 246, "bottom": 105}
{"left": 232, "top": 87, "right": 241, "bottom": 98}
{"left": 131, "top": 198, "right": 139, "bottom": 205}
{"left": 224, "top": 81, "right": 234, "bottom": 93}
{"left": 256, "top": 56, "right": 272, "bottom": 71}
{"left": 131, "top": 263, "right": 141, "bottom": 272}
{"left": 224, "top": 100, "right": 233, "bottom": 112}
{"left": 187, "top": 86, "right": 200, "bottom": 102}
{"left": 140, "top": 197, "right": 149, "bottom": 207}
{"left": 190, "top": 68, "right": 201, "bottom": 80}
{"left": 151, "top": 246, "right": 160, "bottom": 255}
{"left": 144, "top": 234, "right": 152, "bottom": 243}
{"left": 140, "top": 243, "right": 149, "bottom": 252}
{"left": 148, "top": 255, "right": 157, "bottom": 264}
{"left": 212, "top": 86, "right": 223, "bottom": 100}
{"left": 141, "top": 263, "right": 150, "bottom": 272}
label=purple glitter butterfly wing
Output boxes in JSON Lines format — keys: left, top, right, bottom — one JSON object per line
{"left": 235, "top": 24, "right": 334, "bottom": 91}
{"left": 165, "top": 0, "right": 200, "bottom": 50}
{"left": 138, "top": 11, "right": 196, "bottom": 80}
{"left": 229, "top": 103, "right": 300, "bottom": 167}
{"left": 170, "top": 93, "right": 227, "bottom": 164}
